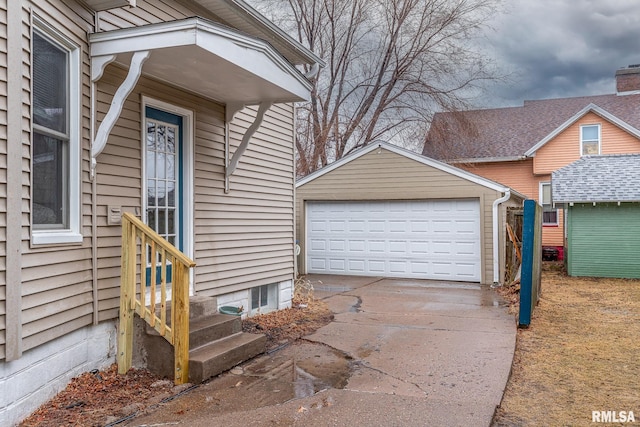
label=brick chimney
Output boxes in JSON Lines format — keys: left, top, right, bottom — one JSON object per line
{"left": 616, "top": 65, "right": 640, "bottom": 94}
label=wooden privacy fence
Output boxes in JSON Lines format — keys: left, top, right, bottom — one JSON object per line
{"left": 519, "top": 199, "right": 542, "bottom": 327}
{"left": 118, "top": 212, "right": 196, "bottom": 384}
{"left": 505, "top": 207, "right": 524, "bottom": 284}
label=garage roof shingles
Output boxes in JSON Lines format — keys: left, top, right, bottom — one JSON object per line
{"left": 552, "top": 154, "right": 640, "bottom": 203}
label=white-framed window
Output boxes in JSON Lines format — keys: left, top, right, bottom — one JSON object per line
{"left": 540, "top": 182, "right": 558, "bottom": 226}
{"left": 31, "top": 18, "right": 82, "bottom": 245}
{"left": 580, "top": 124, "right": 600, "bottom": 156}
{"left": 251, "top": 283, "right": 278, "bottom": 314}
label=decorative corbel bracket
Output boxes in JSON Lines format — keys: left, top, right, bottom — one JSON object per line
{"left": 91, "top": 50, "right": 150, "bottom": 178}
{"left": 224, "top": 102, "right": 272, "bottom": 193}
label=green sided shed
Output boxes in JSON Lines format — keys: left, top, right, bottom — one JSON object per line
{"left": 552, "top": 154, "right": 640, "bottom": 278}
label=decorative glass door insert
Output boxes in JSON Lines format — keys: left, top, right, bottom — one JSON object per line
{"left": 145, "top": 107, "right": 183, "bottom": 284}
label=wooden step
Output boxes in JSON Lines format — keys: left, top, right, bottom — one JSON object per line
{"left": 189, "top": 332, "right": 267, "bottom": 383}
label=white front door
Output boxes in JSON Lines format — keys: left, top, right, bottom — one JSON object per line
{"left": 306, "top": 200, "right": 482, "bottom": 282}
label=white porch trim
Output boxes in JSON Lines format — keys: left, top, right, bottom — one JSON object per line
{"left": 89, "top": 17, "right": 312, "bottom": 176}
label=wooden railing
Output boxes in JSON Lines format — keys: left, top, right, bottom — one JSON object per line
{"left": 117, "top": 212, "right": 196, "bottom": 384}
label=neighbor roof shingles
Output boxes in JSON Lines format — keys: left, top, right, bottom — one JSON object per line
{"left": 551, "top": 154, "right": 640, "bottom": 203}
{"left": 423, "top": 94, "right": 640, "bottom": 161}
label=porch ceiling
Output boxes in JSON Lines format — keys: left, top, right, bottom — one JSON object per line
{"left": 89, "top": 17, "right": 312, "bottom": 104}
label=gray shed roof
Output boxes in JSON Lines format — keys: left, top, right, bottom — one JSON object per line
{"left": 552, "top": 154, "right": 640, "bottom": 203}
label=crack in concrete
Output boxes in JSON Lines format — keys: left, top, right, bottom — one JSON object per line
{"left": 300, "top": 338, "right": 428, "bottom": 396}
{"left": 354, "top": 361, "right": 429, "bottom": 396}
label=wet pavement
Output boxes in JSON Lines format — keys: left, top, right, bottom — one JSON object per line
{"left": 128, "top": 275, "right": 516, "bottom": 427}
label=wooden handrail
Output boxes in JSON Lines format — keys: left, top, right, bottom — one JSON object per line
{"left": 117, "top": 212, "right": 195, "bottom": 384}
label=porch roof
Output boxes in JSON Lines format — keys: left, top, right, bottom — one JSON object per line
{"left": 89, "top": 17, "right": 316, "bottom": 176}
{"left": 89, "top": 17, "right": 313, "bottom": 105}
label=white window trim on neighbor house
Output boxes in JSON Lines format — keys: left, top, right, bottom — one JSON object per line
{"left": 30, "top": 17, "right": 82, "bottom": 246}
{"left": 540, "top": 181, "right": 558, "bottom": 226}
{"left": 580, "top": 123, "right": 601, "bottom": 156}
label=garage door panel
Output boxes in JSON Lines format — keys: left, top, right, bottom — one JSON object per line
{"left": 309, "top": 258, "right": 327, "bottom": 270}
{"left": 368, "top": 221, "right": 386, "bottom": 233}
{"left": 348, "top": 259, "right": 366, "bottom": 272}
{"left": 389, "top": 260, "right": 408, "bottom": 274}
{"left": 389, "top": 241, "right": 407, "bottom": 253}
{"left": 369, "top": 240, "right": 386, "bottom": 252}
{"left": 410, "top": 261, "right": 429, "bottom": 274}
{"left": 330, "top": 220, "right": 346, "bottom": 232}
{"left": 455, "top": 241, "right": 479, "bottom": 255}
{"left": 329, "top": 240, "right": 346, "bottom": 251}
{"left": 310, "top": 239, "right": 326, "bottom": 251}
{"left": 410, "top": 241, "right": 429, "bottom": 254}
{"left": 389, "top": 220, "right": 407, "bottom": 233}
{"left": 329, "top": 259, "right": 346, "bottom": 271}
{"left": 310, "top": 220, "right": 326, "bottom": 232}
{"left": 348, "top": 220, "right": 366, "bottom": 232}
{"left": 349, "top": 240, "right": 366, "bottom": 252}
{"left": 453, "top": 262, "right": 480, "bottom": 279}
{"left": 306, "top": 200, "right": 481, "bottom": 282}
{"left": 368, "top": 260, "right": 386, "bottom": 273}
{"left": 432, "top": 241, "right": 453, "bottom": 255}
{"left": 411, "top": 221, "right": 429, "bottom": 232}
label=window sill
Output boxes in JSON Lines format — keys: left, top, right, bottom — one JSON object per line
{"left": 542, "top": 224, "right": 559, "bottom": 228}
{"left": 32, "top": 230, "right": 83, "bottom": 246}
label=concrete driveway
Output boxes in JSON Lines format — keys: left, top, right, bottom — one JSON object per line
{"left": 129, "top": 275, "right": 516, "bottom": 427}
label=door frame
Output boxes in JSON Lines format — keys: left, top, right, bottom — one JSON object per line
{"left": 141, "top": 96, "right": 194, "bottom": 295}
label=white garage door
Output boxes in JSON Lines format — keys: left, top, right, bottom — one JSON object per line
{"left": 306, "top": 200, "right": 481, "bottom": 282}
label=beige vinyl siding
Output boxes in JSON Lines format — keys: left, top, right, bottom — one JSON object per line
{"left": 194, "top": 102, "right": 295, "bottom": 296}
{"left": 1, "top": 0, "right": 299, "bottom": 359}
{"left": 15, "top": 1, "right": 95, "bottom": 354}
{"left": 534, "top": 112, "right": 640, "bottom": 175}
{"left": 94, "top": 68, "right": 144, "bottom": 322}
{"left": 97, "top": 0, "right": 214, "bottom": 31}
{"left": 296, "top": 148, "right": 505, "bottom": 285}
{"left": 0, "top": 0, "right": 7, "bottom": 359}
{"left": 95, "top": 67, "right": 295, "bottom": 317}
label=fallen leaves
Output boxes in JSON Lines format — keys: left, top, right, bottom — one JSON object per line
{"left": 19, "top": 364, "right": 175, "bottom": 427}
{"left": 20, "top": 286, "right": 334, "bottom": 426}
{"left": 242, "top": 296, "right": 333, "bottom": 350}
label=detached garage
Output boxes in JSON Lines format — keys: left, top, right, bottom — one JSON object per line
{"left": 552, "top": 154, "right": 640, "bottom": 278}
{"left": 295, "top": 142, "right": 523, "bottom": 285}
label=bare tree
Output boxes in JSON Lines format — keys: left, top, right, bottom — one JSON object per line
{"left": 253, "top": 0, "right": 501, "bottom": 176}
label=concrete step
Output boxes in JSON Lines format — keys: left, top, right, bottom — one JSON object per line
{"left": 145, "top": 313, "right": 241, "bottom": 348}
{"left": 147, "top": 295, "right": 220, "bottom": 333}
{"left": 188, "top": 295, "right": 219, "bottom": 320}
{"left": 189, "top": 332, "right": 267, "bottom": 383}
{"left": 153, "top": 295, "right": 219, "bottom": 325}
{"left": 189, "top": 314, "right": 241, "bottom": 350}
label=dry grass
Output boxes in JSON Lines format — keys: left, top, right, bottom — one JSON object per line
{"left": 494, "top": 265, "right": 640, "bottom": 426}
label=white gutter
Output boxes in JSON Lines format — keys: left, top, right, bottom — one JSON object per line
{"left": 492, "top": 189, "right": 511, "bottom": 286}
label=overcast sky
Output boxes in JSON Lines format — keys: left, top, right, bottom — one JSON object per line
{"left": 479, "top": 0, "right": 640, "bottom": 108}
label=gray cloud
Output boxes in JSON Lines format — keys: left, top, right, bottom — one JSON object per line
{"left": 478, "top": 0, "right": 640, "bottom": 107}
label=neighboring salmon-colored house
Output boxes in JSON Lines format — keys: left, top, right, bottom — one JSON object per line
{"left": 424, "top": 65, "right": 640, "bottom": 256}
